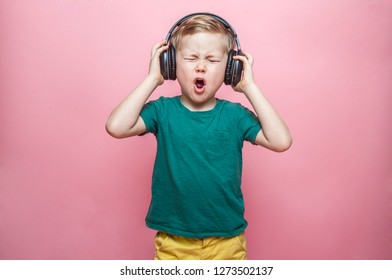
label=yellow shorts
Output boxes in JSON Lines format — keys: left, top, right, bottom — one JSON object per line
{"left": 154, "top": 231, "right": 247, "bottom": 260}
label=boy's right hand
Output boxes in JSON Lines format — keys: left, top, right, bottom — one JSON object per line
{"left": 148, "top": 40, "right": 169, "bottom": 86}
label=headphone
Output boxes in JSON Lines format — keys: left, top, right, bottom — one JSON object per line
{"left": 160, "top": 12, "right": 243, "bottom": 86}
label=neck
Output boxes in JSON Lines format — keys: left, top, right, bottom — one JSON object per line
{"left": 180, "top": 96, "right": 217, "bottom": 111}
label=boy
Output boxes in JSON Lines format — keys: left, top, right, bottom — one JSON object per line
{"left": 106, "top": 13, "right": 292, "bottom": 260}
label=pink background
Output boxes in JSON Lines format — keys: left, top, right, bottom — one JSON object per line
{"left": 1, "top": 0, "right": 391, "bottom": 260}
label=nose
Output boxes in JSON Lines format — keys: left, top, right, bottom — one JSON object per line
{"left": 196, "top": 60, "right": 206, "bottom": 73}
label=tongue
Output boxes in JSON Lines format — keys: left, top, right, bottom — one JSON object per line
{"left": 196, "top": 81, "right": 204, "bottom": 89}
{"left": 194, "top": 82, "right": 205, "bottom": 93}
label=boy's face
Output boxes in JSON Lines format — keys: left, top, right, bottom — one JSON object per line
{"left": 176, "top": 32, "right": 228, "bottom": 110}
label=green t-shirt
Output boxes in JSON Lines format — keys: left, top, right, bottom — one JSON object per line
{"left": 140, "top": 96, "right": 261, "bottom": 238}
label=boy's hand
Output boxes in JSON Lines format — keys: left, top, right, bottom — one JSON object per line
{"left": 148, "top": 40, "right": 169, "bottom": 86}
{"left": 231, "top": 51, "right": 256, "bottom": 94}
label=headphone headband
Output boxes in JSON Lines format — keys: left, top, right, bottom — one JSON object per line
{"left": 165, "top": 12, "right": 241, "bottom": 51}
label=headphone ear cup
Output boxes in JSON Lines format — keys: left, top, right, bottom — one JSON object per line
{"left": 168, "top": 45, "right": 176, "bottom": 80}
{"left": 160, "top": 45, "right": 176, "bottom": 80}
{"left": 225, "top": 50, "right": 243, "bottom": 86}
{"left": 224, "top": 50, "right": 235, "bottom": 85}
{"left": 159, "top": 48, "right": 170, "bottom": 80}
{"left": 231, "top": 53, "right": 243, "bottom": 86}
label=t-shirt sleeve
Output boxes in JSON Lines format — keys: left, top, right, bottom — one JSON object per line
{"left": 237, "top": 105, "right": 262, "bottom": 144}
{"left": 139, "top": 98, "right": 163, "bottom": 135}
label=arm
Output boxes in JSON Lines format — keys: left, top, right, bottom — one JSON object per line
{"left": 233, "top": 52, "right": 292, "bottom": 152}
{"left": 105, "top": 40, "right": 168, "bottom": 138}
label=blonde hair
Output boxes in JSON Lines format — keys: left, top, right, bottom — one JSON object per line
{"left": 170, "top": 15, "right": 235, "bottom": 53}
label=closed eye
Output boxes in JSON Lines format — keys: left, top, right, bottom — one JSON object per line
{"left": 206, "top": 56, "right": 223, "bottom": 63}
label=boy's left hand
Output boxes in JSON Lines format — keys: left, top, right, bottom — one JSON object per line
{"left": 231, "top": 51, "right": 256, "bottom": 94}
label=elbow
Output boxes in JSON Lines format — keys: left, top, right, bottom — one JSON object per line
{"left": 105, "top": 121, "right": 126, "bottom": 139}
{"left": 272, "top": 136, "right": 293, "bottom": 153}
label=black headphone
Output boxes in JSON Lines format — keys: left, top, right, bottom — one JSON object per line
{"left": 160, "top": 12, "right": 243, "bottom": 86}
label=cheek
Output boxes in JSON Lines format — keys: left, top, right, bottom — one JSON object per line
{"left": 175, "top": 68, "right": 192, "bottom": 90}
{"left": 175, "top": 61, "right": 192, "bottom": 76}
{"left": 210, "top": 64, "right": 227, "bottom": 81}
{"left": 175, "top": 67, "right": 190, "bottom": 84}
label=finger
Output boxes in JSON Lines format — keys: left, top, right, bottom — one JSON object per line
{"left": 151, "top": 39, "right": 168, "bottom": 57}
{"left": 234, "top": 54, "right": 253, "bottom": 67}
{"left": 239, "top": 51, "right": 254, "bottom": 65}
{"left": 235, "top": 56, "right": 254, "bottom": 69}
{"left": 151, "top": 41, "right": 164, "bottom": 57}
{"left": 243, "top": 51, "right": 254, "bottom": 65}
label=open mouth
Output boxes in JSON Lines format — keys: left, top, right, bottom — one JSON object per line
{"left": 194, "top": 78, "right": 206, "bottom": 91}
